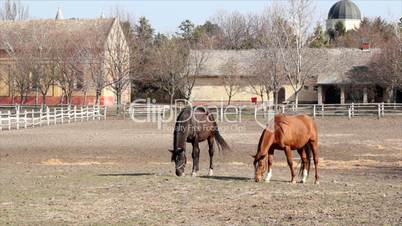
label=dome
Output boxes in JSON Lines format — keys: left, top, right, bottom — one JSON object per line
{"left": 328, "top": 0, "right": 361, "bottom": 20}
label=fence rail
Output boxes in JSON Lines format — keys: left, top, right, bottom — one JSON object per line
{"left": 0, "top": 105, "right": 107, "bottom": 131}
{"left": 127, "top": 102, "right": 402, "bottom": 121}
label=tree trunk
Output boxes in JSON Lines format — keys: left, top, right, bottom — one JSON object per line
{"left": 67, "top": 91, "right": 73, "bottom": 105}
{"left": 95, "top": 89, "right": 101, "bottom": 105}
{"left": 83, "top": 91, "right": 87, "bottom": 105}
{"left": 386, "top": 87, "right": 394, "bottom": 103}
{"left": 42, "top": 94, "right": 46, "bottom": 106}
{"left": 227, "top": 95, "right": 232, "bottom": 105}
{"left": 170, "top": 93, "right": 174, "bottom": 107}
{"left": 294, "top": 91, "right": 299, "bottom": 110}
{"left": 116, "top": 91, "right": 122, "bottom": 114}
{"left": 19, "top": 94, "right": 24, "bottom": 104}
{"left": 260, "top": 94, "right": 264, "bottom": 105}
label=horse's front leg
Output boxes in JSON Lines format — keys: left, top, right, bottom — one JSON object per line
{"left": 265, "top": 148, "right": 274, "bottom": 182}
{"left": 191, "top": 141, "right": 200, "bottom": 177}
{"left": 285, "top": 146, "right": 296, "bottom": 184}
{"left": 207, "top": 137, "right": 215, "bottom": 176}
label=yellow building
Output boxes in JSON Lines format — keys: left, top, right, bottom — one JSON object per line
{"left": 189, "top": 49, "right": 377, "bottom": 105}
{"left": 0, "top": 11, "right": 130, "bottom": 106}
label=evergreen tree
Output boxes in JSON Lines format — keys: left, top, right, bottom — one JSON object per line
{"left": 309, "top": 24, "right": 328, "bottom": 48}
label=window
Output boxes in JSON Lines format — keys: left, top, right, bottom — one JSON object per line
{"left": 304, "top": 86, "right": 309, "bottom": 90}
{"left": 313, "top": 86, "right": 318, "bottom": 91}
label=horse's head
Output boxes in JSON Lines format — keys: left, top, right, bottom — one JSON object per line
{"left": 169, "top": 148, "right": 186, "bottom": 176}
{"left": 253, "top": 154, "right": 267, "bottom": 182}
{"left": 253, "top": 129, "right": 274, "bottom": 182}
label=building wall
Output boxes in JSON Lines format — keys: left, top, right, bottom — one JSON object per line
{"left": 0, "top": 18, "right": 131, "bottom": 106}
{"left": 191, "top": 77, "right": 317, "bottom": 104}
{"left": 326, "top": 19, "right": 361, "bottom": 31}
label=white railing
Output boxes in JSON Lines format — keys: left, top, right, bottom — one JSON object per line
{"left": 278, "top": 103, "right": 402, "bottom": 119}
{"left": 0, "top": 105, "right": 107, "bottom": 131}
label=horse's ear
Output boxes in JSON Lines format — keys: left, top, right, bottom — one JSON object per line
{"left": 250, "top": 153, "right": 256, "bottom": 159}
{"left": 168, "top": 149, "right": 174, "bottom": 153}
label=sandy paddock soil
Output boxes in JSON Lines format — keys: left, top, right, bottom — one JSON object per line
{"left": 0, "top": 117, "right": 401, "bottom": 225}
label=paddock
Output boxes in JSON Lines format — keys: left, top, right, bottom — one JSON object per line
{"left": 0, "top": 118, "right": 401, "bottom": 225}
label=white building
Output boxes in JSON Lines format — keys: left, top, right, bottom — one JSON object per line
{"left": 326, "top": 0, "right": 362, "bottom": 32}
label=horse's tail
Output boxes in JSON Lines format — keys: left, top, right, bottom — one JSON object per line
{"left": 299, "top": 142, "right": 312, "bottom": 178}
{"left": 215, "top": 129, "right": 230, "bottom": 152}
{"left": 209, "top": 114, "right": 230, "bottom": 152}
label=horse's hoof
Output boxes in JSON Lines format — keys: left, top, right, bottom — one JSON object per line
{"left": 291, "top": 180, "right": 296, "bottom": 184}
{"left": 208, "top": 169, "right": 214, "bottom": 176}
{"left": 265, "top": 179, "right": 270, "bottom": 183}
{"left": 315, "top": 181, "right": 320, "bottom": 185}
{"left": 191, "top": 172, "right": 196, "bottom": 177}
{"left": 300, "top": 180, "right": 306, "bottom": 184}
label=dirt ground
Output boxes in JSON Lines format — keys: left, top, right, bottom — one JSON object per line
{"left": 0, "top": 117, "right": 401, "bottom": 225}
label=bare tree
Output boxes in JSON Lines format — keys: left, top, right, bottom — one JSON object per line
{"left": 272, "top": 0, "right": 317, "bottom": 108}
{"left": 0, "top": 27, "right": 33, "bottom": 104}
{"left": 30, "top": 23, "right": 57, "bottom": 105}
{"left": 179, "top": 49, "right": 208, "bottom": 100}
{"left": 152, "top": 38, "right": 187, "bottom": 105}
{"left": 54, "top": 32, "right": 85, "bottom": 105}
{"left": 356, "top": 37, "right": 402, "bottom": 102}
{"left": 104, "top": 20, "right": 131, "bottom": 108}
{"left": 0, "top": 0, "right": 28, "bottom": 21}
{"left": 220, "top": 57, "right": 243, "bottom": 105}
{"left": 248, "top": 50, "right": 285, "bottom": 105}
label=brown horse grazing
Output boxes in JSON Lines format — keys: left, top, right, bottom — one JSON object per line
{"left": 253, "top": 114, "right": 319, "bottom": 184}
{"left": 169, "top": 107, "right": 230, "bottom": 177}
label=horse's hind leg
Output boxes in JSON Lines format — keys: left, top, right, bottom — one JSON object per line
{"left": 207, "top": 137, "right": 214, "bottom": 176}
{"left": 310, "top": 140, "right": 320, "bottom": 184}
{"left": 191, "top": 141, "right": 200, "bottom": 177}
{"left": 297, "top": 148, "right": 308, "bottom": 183}
{"left": 285, "top": 146, "right": 296, "bottom": 184}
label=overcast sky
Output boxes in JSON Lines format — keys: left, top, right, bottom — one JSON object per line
{"left": 22, "top": 0, "right": 402, "bottom": 33}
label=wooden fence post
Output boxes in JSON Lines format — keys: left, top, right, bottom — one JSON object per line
{"left": 313, "top": 105, "right": 316, "bottom": 119}
{"left": 86, "top": 106, "right": 89, "bottom": 121}
{"left": 61, "top": 107, "right": 64, "bottom": 124}
{"left": 24, "top": 110, "right": 27, "bottom": 129}
{"left": 281, "top": 105, "right": 285, "bottom": 114}
{"left": 47, "top": 107, "right": 50, "bottom": 126}
{"left": 0, "top": 110, "right": 2, "bottom": 131}
{"left": 74, "top": 106, "right": 77, "bottom": 122}
{"left": 381, "top": 103, "right": 385, "bottom": 117}
{"left": 39, "top": 109, "right": 43, "bottom": 127}
{"left": 378, "top": 104, "right": 381, "bottom": 119}
{"left": 31, "top": 109, "right": 34, "bottom": 128}
{"left": 220, "top": 107, "right": 224, "bottom": 121}
{"left": 92, "top": 105, "right": 95, "bottom": 120}
{"left": 348, "top": 107, "right": 351, "bottom": 120}
{"left": 351, "top": 103, "right": 355, "bottom": 117}
{"left": 104, "top": 106, "right": 107, "bottom": 120}
{"left": 81, "top": 106, "right": 84, "bottom": 122}
{"left": 68, "top": 106, "right": 71, "bottom": 124}
{"left": 54, "top": 108, "right": 57, "bottom": 125}
{"left": 321, "top": 105, "right": 324, "bottom": 118}
{"left": 16, "top": 108, "right": 20, "bottom": 130}
{"left": 8, "top": 110, "right": 11, "bottom": 130}
{"left": 97, "top": 105, "right": 101, "bottom": 120}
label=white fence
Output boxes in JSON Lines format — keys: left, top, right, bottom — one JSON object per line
{"left": 0, "top": 105, "right": 107, "bottom": 131}
{"left": 127, "top": 102, "right": 402, "bottom": 121}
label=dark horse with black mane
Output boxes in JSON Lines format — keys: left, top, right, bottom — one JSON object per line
{"left": 169, "top": 107, "right": 230, "bottom": 177}
{"left": 253, "top": 114, "right": 320, "bottom": 184}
